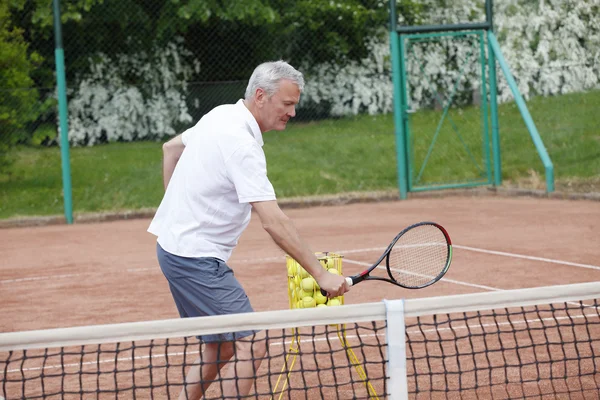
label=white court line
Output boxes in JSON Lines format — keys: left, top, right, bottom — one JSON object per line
{"left": 1, "top": 273, "right": 83, "bottom": 284}
{"left": 0, "top": 250, "right": 376, "bottom": 285}
{"left": 454, "top": 245, "right": 600, "bottom": 271}
{"left": 0, "top": 269, "right": 157, "bottom": 285}
{"left": 342, "top": 259, "right": 597, "bottom": 308}
{"left": 342, "top": 258, "right": 502, "bottom": 291}
{"left": 2, "top": 244, "right": 599, "bottom": 285}
{"left": 341, "top": 245, "right": 600, "bottom": 271}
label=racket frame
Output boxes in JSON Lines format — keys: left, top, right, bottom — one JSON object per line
{"left": 348, "top": 221, "right": 452, "bottom": 289}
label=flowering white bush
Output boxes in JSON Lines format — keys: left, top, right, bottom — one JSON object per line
{"left": 302, "top": 0, "right": 600, "bottom": 116}
{"left": 66, "top": 38, "right": 199, "bottom": 146}
{"left": 494, "top": 0, "right": 599, "bottom": 101}
{"left": 301, "top": 33, "right": 394, "bottom": 116}
{"left": 404, "top": 34, "right": 483, "bottom": 109}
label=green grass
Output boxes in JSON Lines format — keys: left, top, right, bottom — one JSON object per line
{"left": 500, "top": 90, "right": 600, "bottom": 180}
{"left": 0, "top": 142, "right": 164, "bottom": 218}
{"left": 264, "top": 115, "right": 397, "bottom": 197}
{"left": 403, "top": 89, "right": 600, "bottom": 189}
{"left": 1, "top": 90, "right": 598, "bottom": 219}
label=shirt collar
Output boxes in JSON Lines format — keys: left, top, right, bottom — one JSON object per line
{"left": 236, "top": 99, "right": 263, "bottom": 147}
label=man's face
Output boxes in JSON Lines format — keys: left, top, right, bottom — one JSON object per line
{"left": 260, "top": 79, "right": 300, "bottom": 132}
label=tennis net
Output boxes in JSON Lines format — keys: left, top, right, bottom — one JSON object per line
{"left": 1, "top": 281, "right": 599, "bottom": 399}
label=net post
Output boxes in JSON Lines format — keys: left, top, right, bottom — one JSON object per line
{"left": 384, "top": 299, "right": 408, "bottom": 400}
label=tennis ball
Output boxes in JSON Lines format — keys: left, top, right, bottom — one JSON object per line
{"left": 325, "top": 258, "right": 336, "bottom": 269}
{"left": 301, "top": 277, "right": 316, "bottom": 292}
{"left": 297, "top": 288, "right": 312, "bottom": 299}
{"left": 314, "top": 290, "right": 327, "bottom": 305}
{"left": 296, "top": 300, "right": 303, "bottom": 309}
{"left": 302, "top": 296, "right": 317, "bottom": 308}
{"left": 316, "top": 304, "right": 327, "bottom": 308}
{"left": 327, "top": 298, "right": 341, "bottom": 306}
{"left": 298, "top": 266, "right": 309, "bottom": 279}
{"left": 327, "top": 268, "right": 340, "bottom": 276}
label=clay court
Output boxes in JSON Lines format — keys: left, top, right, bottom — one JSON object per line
{"left": 1, "top": 194, "right": 599, "bottom": 398}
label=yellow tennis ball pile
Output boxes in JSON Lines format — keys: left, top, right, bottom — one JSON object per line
{"left": 287, "top": 258, "right": 344, "bottom": 309}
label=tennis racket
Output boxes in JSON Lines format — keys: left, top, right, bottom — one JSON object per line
{"left": 321, "top": 222, "right": 452, "bottom": 296}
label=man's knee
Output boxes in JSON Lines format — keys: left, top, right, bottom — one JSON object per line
{"left": 236, "top": 331, "right": 267, "bottom": 360}
{"left": 252, "top": 336, "right": 267, "bottom": 360}
{"left": 205, "top": 341, "right": 235, "bottom": 362}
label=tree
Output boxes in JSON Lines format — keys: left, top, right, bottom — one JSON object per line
{"left": 11, "top": 0, "right": 390, "bottom": 82}
{"left": 0, "top": 1, "right": 41, "bottom": 172}
{"left": 272, "top": 0, "right": 388, "bottom": 66}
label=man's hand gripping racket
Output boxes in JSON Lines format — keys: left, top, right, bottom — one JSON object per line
{"left": 321, "top": 222, "right": 452, "bottom": 296}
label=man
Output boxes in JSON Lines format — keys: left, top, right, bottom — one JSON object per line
{"left": 148, "top": 60, "right": 349, "bottom": 399}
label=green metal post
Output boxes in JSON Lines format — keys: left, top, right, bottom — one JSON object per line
{"left": 478, "top": 31, "right": 492, "bottom": 184}
{"left": 53, "top": 0, "right": 73, "bottom": 224}
{"left": 486, "top": 0, "right": 502, "bottom": 186}
{"left": 389, "top": 0, "right": 408, "bottom": 199}
{"left": 488, "top": 32, "right": 554, "bottom": 192}
{"left": 400, "top": 39, "right": 413, "bottom": 191}
{"left": 487, "top": 39, "right": 501, "bottom": 186}
{"left": 485, "top": 0, "right": 494, "bottom": 28}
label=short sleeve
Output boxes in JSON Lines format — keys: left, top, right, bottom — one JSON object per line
{"left": 225, "top": 142, "right": 276, "bottom": 203}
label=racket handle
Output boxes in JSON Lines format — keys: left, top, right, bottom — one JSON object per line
{"left": 320, "top": 277, "right": 354, "bottom": 297}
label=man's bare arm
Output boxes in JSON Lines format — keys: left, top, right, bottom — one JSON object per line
{"left": 162, "top": 134, "right": 185, "bottom": 190}
{"left": 251, "top": 200, "right": 348, "bottom": 297}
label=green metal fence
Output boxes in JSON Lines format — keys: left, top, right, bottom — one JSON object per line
{"left": 403, "top": 30, "right": 493, "bottom": 192}
{"left": 389, "top": 0, "right": 560, "bottom": 199}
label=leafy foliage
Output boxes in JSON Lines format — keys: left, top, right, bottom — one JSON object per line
{"left": 0, "top": 1, "right": 41, "bottom": 172}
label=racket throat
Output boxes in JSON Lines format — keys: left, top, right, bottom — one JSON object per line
{"left": 352, "top": 273, "right": 369, "bottom": 285}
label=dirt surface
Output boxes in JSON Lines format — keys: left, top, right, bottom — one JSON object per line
{"left": 1, "top": 195, "right": 599, "bottom": 398}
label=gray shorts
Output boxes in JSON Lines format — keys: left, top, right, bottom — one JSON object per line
{"left": 156, "top": 243, "right": 255, "bottom": 343}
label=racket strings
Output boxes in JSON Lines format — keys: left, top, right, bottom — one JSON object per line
{"left": 388, "top": 225, "right": 449, "bottom": 288}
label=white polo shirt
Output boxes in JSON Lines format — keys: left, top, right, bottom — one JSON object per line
{"left": 148, "top": 100, "right": 276, "bottom": 261}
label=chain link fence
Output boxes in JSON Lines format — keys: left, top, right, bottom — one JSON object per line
{"left": 2, "top": 1, "right": 389, "bottom": 150}
{"left": 2, "top": 0, "right": 598, "bottom": 190}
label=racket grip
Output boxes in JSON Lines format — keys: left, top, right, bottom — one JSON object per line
{"left": 320, "top": 277, "right": 354, "bottom": 297}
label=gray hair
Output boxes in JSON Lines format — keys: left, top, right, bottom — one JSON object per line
{"left": 244, "top": 60, "right": 305, "bottom": 99}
